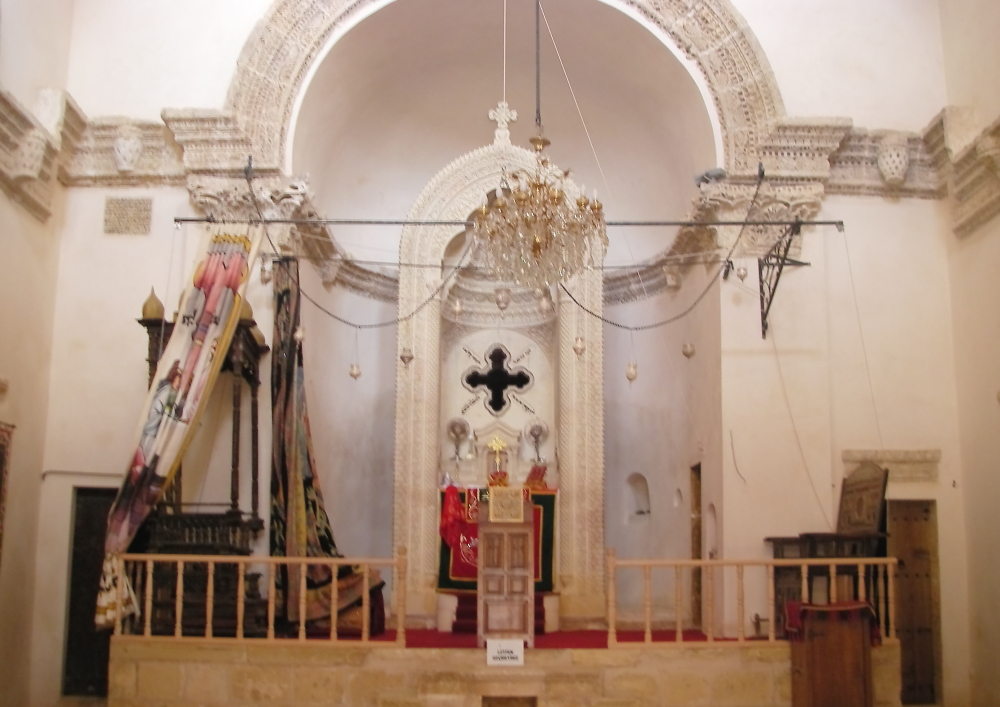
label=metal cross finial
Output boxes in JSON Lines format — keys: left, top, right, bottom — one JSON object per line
{"left": 489, "top": 101, "right": 518, "bottom": 144}
{"left": 487, "top": 436, "right": 508, "bottom": 472}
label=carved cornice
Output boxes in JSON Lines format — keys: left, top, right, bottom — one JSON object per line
{"left": 62, "top": 118, "right": 185, "bottom": 187}
{"left": 950, "top": 115, "right": 1000, "bottom": 237}
{"left": 758, "top": 118, "right": 852, "bottom": 182}
{"left": 825, "top": 129, "right": 945, "bottom": 198}
{"left": 0, "top": 89, "right": 59, "bottom": 220}
{"left": 161, "top": 109, "right": 257, "bottom": 176}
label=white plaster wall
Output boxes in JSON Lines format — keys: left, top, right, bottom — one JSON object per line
{"left": 0, "top": 194, "right": 62, "bottom": 707}
{"left": 947, "top": 215, "right": 1000, "bottom": 707}
{"left": 717, "top": 195, "right": 970, "bottom": 704}
{"left": 604, "top": 266, "right": 721, "bottom": 623}
{"left": 732, "top": 0, "right": 948, "bottom": 130}
{"left": 938, "top": 0, "right": 1000, "bottom": 131}
{"left": 297, "top": 266, "right": 396, "bottom": 562}
{"left": 64, "top": 0, "right": 270, "bottom": 118}
{"left": 0, "top": 0, "right": 74, "bottom": 109}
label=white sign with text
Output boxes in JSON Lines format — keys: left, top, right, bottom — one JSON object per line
{"left": 486, "top": 638, "right": 525, "bottom": 666}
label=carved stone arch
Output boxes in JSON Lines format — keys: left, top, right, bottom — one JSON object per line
{"left": 392, "top": 137, "right": 606, "bottom": 619}
{"left": 225, "top": 0, "right": 784, "bottom": 175}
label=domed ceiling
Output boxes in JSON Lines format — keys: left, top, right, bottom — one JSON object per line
{"left": 291, "top": 0, "right": 718, "bottom": 270}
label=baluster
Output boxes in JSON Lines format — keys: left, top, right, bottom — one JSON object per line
{"left": 267, "top": 563, "right": 276, "bottom": 640}
{"left": 237, "top": 562, "right": 245, "bottom": 640}
{"left": 606, "top": 548, "right": 617, "bottom": 647}
{"left": 888, "top": 561, "right": 897, "bottom": 639}
{"left": 114, "top": 556, "right": 124, "bottom": 636}
{"left": 674, "top": 567, "right": 682, "bottom": 643}
{"left": 767, "top": 564, "right": 775, "bottom": 642}
{"left": 144, "top": 560, "right": 153, "bottom": 637}
{"left": 362, "top": 564, "right": 371, "bottom": 642}
{"left": 205, "top": 561, "right": 215, "bottom": 638}
{"left": 705, "top": 564, "right": 714, "bottom": 642}
{"left": 881, "top": 563, "right": 889, "bottom": 639}
{"left": 737, "top": 565, "right": 745, "bottom": 642}
{"left": 857, "top": 563, "right": 866, "bottom": 602}
{"left": 396, "top": 547, "right": 407, "bottom": 646}
{"left": 642, "top": 565, "right": 652, "bottom": 643}
{"left": 329, "top": 562, "right": 338, "bottom": 642}
{"left": 298, "top": 563, "right": 308, "bottom": 641}
{"left": 800, "top": 563, "right": 809, "bottom": 604}
{"left": 175, "top": 561, "right": 184, "bottom": 639}
{"left": 830, "top": 564, "right": 838, "bottom": 603}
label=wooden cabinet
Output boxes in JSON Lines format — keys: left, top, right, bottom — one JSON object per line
{"left": 477, "top": 496, "right": 535, "bottom": 648}
{"left": 790, "top": 604, "right": 874, "bottom": 707}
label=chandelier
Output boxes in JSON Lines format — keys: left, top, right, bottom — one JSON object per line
{"left": 471, "top": 134, "right": 608, "bottom": 290}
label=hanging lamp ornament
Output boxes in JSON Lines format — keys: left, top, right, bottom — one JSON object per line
{"left": 293, "top": 325, "right": 305, "bottom": 343}
{"left": 572, "top": 336, "right": 586, "bottom": 357}
{"left": 472, "top": 135, "right": 607, "bottom": 289}
{"left": 736, "top": 266, "right": 748, "bottom": 282}
{"left": 682, "top": 343, "right": 696, "bottom": 358}
{"left": 399, "top": 347, "right": 414, "bottom": 367}
{"left": 625, "top": 362, "right": 638, "bottom": 382}
{"left": 494, "top": 287, "right": 511, "bottom": 312}
{"left": 349, "top": 363, "right": 361, "bottom": 380}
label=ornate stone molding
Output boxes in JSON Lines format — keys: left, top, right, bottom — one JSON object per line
{"left": 161, "top": 109, "right": 257, "bottom": 176}
{"left": 0, "top": 89, "right": 60, "bottom": 220}
{"left": 842, "top": 449, "right": 941, "bottom": 483}
{"left": 63, "top": 118, "right": 185, "bottom": 187}
{"left": 949, "top": 114, "right": 1000, "bottom": 237}
{"left": 758, "top": 118, "right": 852, "bottom": 182}
{"left": 225, "top": 0, "right": 785, "bottom": 176}
{"left": 186, "top": 175, "right": 343, "bottom": 285}
{"left": 825, "top": 129, "right": 945, "bottom": 198}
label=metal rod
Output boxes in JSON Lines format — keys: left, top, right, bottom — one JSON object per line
{"left": 174, "top": 216, "right": 845, "bottom": 229}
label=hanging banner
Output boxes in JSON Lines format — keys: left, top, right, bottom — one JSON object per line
{"left": 96, "top": 225, "right": 262, "bottom": 628}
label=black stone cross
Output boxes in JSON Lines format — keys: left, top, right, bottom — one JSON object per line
{"left": 465, "top": 347, "right": 531, "bottom": 414}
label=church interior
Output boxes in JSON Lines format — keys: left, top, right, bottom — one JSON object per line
{"left": 1, "top": 0, "right": 1000, "bottom": 706}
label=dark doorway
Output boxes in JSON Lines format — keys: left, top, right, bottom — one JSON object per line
{"left": 690, "top": 463, "right": 702, "bottom": 629}
{"left": 63, "top": 487, "right": 116, "bottom": 697}
{"left": 887, "top": 499, "right": 941, "bottom": 705}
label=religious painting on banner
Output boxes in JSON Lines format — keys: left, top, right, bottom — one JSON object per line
{"left": 96, "top": 226, "right": 262, "bottom": 629}
{"left": 438, "top": 487, "right": 556, "bottom": 593}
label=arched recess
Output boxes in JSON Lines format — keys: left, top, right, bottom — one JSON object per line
{"left": 225, "top": 0, "right": 783, "bottom": 176}
{"left": 392, "top": 130, "right": 606, "bottom": 620}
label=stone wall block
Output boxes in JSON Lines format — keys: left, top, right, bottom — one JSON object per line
{"left": 229, "top": 665, "right": 295, "bottom": 703}
{"left": 708, "top": 668, "right": 773, "bottom": 705}
{"left": 543, "top": 670, "right": 603, "bottom": 697}
{"left": 605, "top": 671, "right": 657, "bottom": 698}
{"left": 659, "top": 670, "right": 711, "bottom": 706}
{"left": 108, "top": 659, "right": 137, "bottom": 700}
{"left": 183, "top": 663, "right": 231, "bottom": 703}
{"left": 245, "top": 642, "right": 367, "bottom": 666}
{"left": 348, "top": 669, "right": 408, "bottom": 705}
{"left": 136, "top": 661, "right": 183, "bottom": 701}
{"left": 290, "top": 666, "right": 347, "bottom": 703}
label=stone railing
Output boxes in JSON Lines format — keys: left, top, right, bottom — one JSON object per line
{"left": 112, "top": 549, "right": 406, "bottom": 646}
{"left": 606, "top": 551, "right": 897, "bottom": 647}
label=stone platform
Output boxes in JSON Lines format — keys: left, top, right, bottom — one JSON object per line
{"left": 108, "top": 637, "right": 902, "bottom": 707}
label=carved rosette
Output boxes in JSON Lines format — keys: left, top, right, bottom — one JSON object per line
{"left": 876, "top": 132, "right": 911, "bottom": 187}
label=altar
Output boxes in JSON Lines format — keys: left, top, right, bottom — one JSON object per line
{"left": 437, "top": 486, "right": 557, "bottom": 594}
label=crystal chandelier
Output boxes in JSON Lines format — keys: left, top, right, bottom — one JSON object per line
{"left": 471, "top": 134, "right": 608, "bottom": 290}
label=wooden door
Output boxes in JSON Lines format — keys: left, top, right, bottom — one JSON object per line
{"left": 887, "top": 500, "right": 940, "bottom": 704}
{"left": 63, "top": 487, "right": 116, "bottom": 696}
{"left": 478, "top": 501, "right": 534, "bottom": 648}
